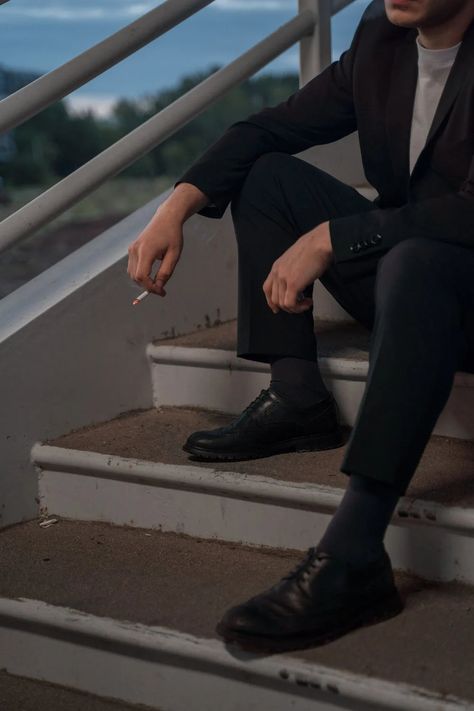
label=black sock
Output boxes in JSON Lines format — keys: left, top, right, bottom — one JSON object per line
{"left": 316, "top": 473, "right": 401, "bottom": 568}
{"left": 270, "top": 356, "right": 330, "bottom": 408}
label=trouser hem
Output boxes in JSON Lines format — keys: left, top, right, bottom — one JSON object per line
{"left": 339, "top": 465, "right": 408, "bottom": 498}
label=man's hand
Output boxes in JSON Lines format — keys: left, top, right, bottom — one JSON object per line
{"left": 262, "top": 221, "right": 334, "bottom": 314}
{"left": 127, "top": 209, "right": 184, "bottom": 297}
{"left": 127, "top": 182, "right": 209, "bottom": 297}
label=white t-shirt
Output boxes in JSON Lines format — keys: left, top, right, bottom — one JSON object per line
{"left": 409, "top": 36, "right": 461, "bottom": 174}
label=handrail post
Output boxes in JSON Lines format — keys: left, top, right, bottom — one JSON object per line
{"left": 298, "top": 0, "right": 332, "bottom": 86}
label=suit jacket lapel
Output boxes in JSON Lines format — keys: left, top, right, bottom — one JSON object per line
{"left": 424, "top": 19, "right": 474, "bottom": 147}
{"left": 385, "top": 28, "right": 418, "bottom": 197}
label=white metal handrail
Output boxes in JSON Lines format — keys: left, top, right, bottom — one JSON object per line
{"left": 0, "top": 0, "right": 358, "bottom": 255}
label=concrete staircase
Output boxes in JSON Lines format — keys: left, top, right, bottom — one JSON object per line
{"left": 2, "top": 317, "right": 474, "bottom": 710}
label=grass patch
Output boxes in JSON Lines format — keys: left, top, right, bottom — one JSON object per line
{"left": 0, "top": 175, "right": 173, "bottom": 235}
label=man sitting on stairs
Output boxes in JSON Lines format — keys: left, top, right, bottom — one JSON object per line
{"left": 127, "top": 0, "right": 474, "bottom": 653}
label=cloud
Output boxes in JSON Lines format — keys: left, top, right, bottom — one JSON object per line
{"left": 65, "top": 93, "right": 118, "bottom": 118}
{"left": 213, "top": 0, "right": 294, "bottom": 10}
{"left": 1, "top": 2, "right": 156, "bottom": 21}
{"left": 2, "top": 0, "right": 297, "bottom": 22}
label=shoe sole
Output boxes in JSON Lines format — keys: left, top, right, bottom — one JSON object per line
{"left": 215, "top": 590, "right": 404, "bottom": 654}
{"left": 183, "top": 429, "right": 345, "bottom": 461}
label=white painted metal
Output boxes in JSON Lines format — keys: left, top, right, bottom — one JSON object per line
{"left": 299, "top": 0, "right": 332, "bottom": 86}
{"left": 0, "top": 192, "right": 238, "bottom": 527}
{"left": 0, "top": 11, "right": 315, "bottom": 254}
{"left": 33, "top": 445, "right": 474, "bottom": 584}
{"left": 0, "top": 598, "right": 470, "bottom": 711}
{"left": 147, "top": 345, "right": 474, "bottom": 441}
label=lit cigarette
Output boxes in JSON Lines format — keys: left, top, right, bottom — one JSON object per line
{"left": 132, "top": 290, "right": 150, "bottom": 305}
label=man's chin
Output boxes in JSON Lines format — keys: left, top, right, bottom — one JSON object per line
{"left": 386, "top": 9, "right": 419, "bottom": 27}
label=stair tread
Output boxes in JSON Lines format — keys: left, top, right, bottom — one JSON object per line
{"left": 49, "top": 406, "right": 474, "bottom": 508}
{"left": 1, "top": 520, "right": 473, "bottom": 701}
{"left": 0, "top": 669, "right": 155, "bottom": 711}
{"left": 155, "top": 318, "right": 371, "bottom": 361}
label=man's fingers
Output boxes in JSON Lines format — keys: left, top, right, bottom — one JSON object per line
{"left": 262, "top": 276, "right": 274, "bottom": 312}
{"left": 127, "top": 246, "right": 138, "bottom": 280}
{"left": 293, "top": 296, "right": 313, "bottom": 313}
{"left": 278, "top": 277, "right": 288, "bottom": 312}
{"left": 153, "top": 250, "right": 178, "bottom": 293}
{"left": 134, "top": 252, "right": 157, "bottom": 291}
{"left": 271, "top": 279, "right": 281, "bottom": 314}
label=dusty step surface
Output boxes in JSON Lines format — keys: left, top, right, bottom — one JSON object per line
{"left": 0, "top": 670, "right": 156, "bottom": 711}
{"left": 49, "top": 406, "right": 474, "bottom": 508}
{"left": 0, "top": 520, "right": 473, "bottom": 702}
{"left": 155, "top": 317, "right": 474, "bottom": 375}
{"left": 155, "top": 318, "right": 371, "bottom": 361}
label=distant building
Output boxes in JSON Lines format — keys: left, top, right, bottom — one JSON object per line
{"left": 0, "top": 64, "right": 41, "bottom": 162}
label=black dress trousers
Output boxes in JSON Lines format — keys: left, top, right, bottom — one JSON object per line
{"left": 230, "top": 151, "right": 474, "bottom": 495}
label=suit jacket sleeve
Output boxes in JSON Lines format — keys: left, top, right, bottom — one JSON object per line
{"left": 328, "top": 151, "right": 474, "bottom": 281}
{"left": 173, "top": 16, "right": 367, "bottom": 219}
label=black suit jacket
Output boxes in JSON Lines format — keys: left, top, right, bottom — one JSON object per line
{"left": 175, "top": 0, "right": 474, "bottom": 283}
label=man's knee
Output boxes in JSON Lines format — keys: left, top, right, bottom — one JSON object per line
{"left": 375, "top": 236, "right": 452, "bottom": 312}
{"left": 246, "top": 151, "right": 297, "bottom": 186}
{"left": 230, "top": 152, "right": 302, "bottom": 219}
{"left": 376, "top": 237, "right": 440, "bottom": 285}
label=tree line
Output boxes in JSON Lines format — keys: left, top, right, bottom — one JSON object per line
{"left": 2, "top": 65, "right": 299, "bottom": 187}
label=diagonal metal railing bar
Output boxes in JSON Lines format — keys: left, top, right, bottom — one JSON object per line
{"left": 0, "top": 10, "right": 316, "bottom": 255}
{"left": 0, "top": 0, "right": 214, "bottom": 134}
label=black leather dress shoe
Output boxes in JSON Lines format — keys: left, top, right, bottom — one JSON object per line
{"left": 182, "top": 387, "right": 344, "bottom": 461}
{"left": 215, "top": 546, "right": 404, "bottom": 653}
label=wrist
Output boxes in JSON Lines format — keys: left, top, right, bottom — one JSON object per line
{"left": 309, "top": 221, "right": 333, "bottom": 257}
{"left": 158, "top": 182, "right": 210, "bottom": 225}
{"left": 155, "top": 200, "right": 187, "bottom": 227}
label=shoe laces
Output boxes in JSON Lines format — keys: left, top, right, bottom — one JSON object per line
{"left": 281, "top": 547, "right": 323, "bottom": 583}
{"left": 238, "top": 388, "right": 269, "bottom": 419}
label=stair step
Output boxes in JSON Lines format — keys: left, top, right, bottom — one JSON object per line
{"left": 0, "top": 669, "right": 155, "bottom": 711}
{"left": 46, "top": 405, "right": 474, "bottom": 508}
{"left": 33, "top": 407, "right": 474, "bottom": 583}
{"left": 156, "top": 318, "right": 372, "bottom": 360}
{"left": 148, "top": 319, "right": 474, "bottom": 441}
{"left": 0, "top": 520, "right": 473, "bottom": 710}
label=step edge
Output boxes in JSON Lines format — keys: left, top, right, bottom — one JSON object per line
{"left": 32, "top": 444, "right": 474, "bottom": 534}
{"left": 145, "top": 345, "right": 474, "bottom": 387}
{"left": 0, "top": 597, "right": 470, "bottom": 711}
{"left": 146, "top": 344, "right": 368, "bottom": 380}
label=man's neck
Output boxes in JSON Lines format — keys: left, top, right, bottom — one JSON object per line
{"left": 418, "top": 9, "right": 474, "bottom": 49}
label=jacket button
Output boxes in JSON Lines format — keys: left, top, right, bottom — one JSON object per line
{"left": 375, "top": 233, "right": 382, "bottom": 242}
